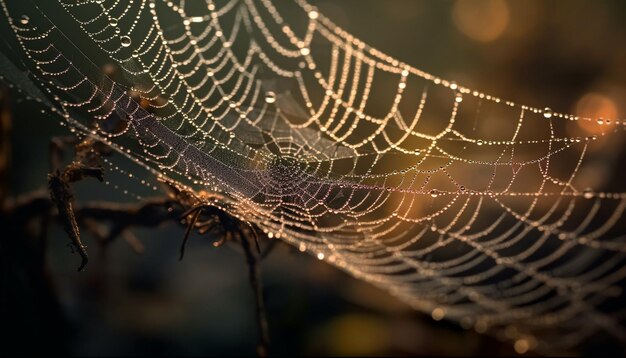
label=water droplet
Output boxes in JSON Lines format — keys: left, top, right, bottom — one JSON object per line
{"left": 264, "top": 91, "right": 276, "bottom": 104}
{"left": 449, "top": 81, "right": 458, "bottom": 90}
{"left": 583, "top": 188, "right": 594, "bottom": 199}
{"left": 543, "top": 107, "right": 553, "bottom": 119}
{"left": 120, "top": 35, "right": 131, "bottom": 47}
{"left": 132, "top": 50, "right": 139, "bottom": 58}
{"left": 431, "top": 307, "right": 445, "bottom": 321}
{"left": 109, "top": 18, "right": 118, "bottom": 27}
{"left": 459, "top": 185, "right": 466, "bottom": 191}
{"left": 455, "top": 93, "right": 463, "bottom": 103}
{"left": 308, "top": 10, "right": 319, "bottom": 20}
{"left": 317, "top": 252, "right": 325, "bottom": 260}
{"left": 430, "top": 189, "right": 439, "bottom": 198}
{"left": 19, "top": 15, "right": 29, "bottom": 25}
{"left": 300, "top": 47, "right": 310, "bottom": 56}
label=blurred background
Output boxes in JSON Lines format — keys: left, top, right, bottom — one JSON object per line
{"left": 2, "top": 0, "right": 626, "bottom": 356}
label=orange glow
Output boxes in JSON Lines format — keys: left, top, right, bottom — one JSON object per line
{"left": 452, "top": 0, "right": 510, "bottom": 42}
{"left": 574, "top": 93, "right": 618, "bottom": 134}
{"left": 325, "top": 315, "right": 389, "bottom": 355}
{"left": 514, "top": 338, "right": 530, "bottom": 354}
{"left": 101, "top": 62, "right": 119, "bottom": 77}
{"left": 431, "top": 307, "right": 445, "bottom": 321}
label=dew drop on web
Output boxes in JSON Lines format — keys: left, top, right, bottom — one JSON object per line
{"left": 264, "top": 91, "right": 276, "bottom": 104}
{"left": 543, "top": 107, "right": 553, "bottom": 119}
{"left": 120, "top": 35, "right": 131, "bottom": 47}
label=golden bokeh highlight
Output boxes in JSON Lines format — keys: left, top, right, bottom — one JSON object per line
{"left": 324, "top": 315, "right": 389, "bottom": 356}
{"left": 431, "top": 307, "right": 446, "bottom": 321}
{"left": 514, "top": 338, "right": 530, "bottom": 354}
{"left": 452, "top": 0, "right": 510, "bottom": 42}
{"left": 574, "top": 93, "right": 618, "bottom": 134}
{"left": 505, "top": 1, "right": 541, "bottom": 38}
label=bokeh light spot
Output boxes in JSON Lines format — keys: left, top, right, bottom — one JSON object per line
{"left": 514, "top": 338, "right": 530, "bottom": 354}
{"left": 574, "top": 93, "right": 618, "bottom": 134}
{"left": 452, "top": 0, "right": 510, "bottom": 42}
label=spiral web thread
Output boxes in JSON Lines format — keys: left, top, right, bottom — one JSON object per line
{"left": 1, "top": 0, "right": 626, "bottom": 351}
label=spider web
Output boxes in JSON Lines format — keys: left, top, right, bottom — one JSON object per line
{"left": 1, "top": 0, "right": 626, "bottom": 352}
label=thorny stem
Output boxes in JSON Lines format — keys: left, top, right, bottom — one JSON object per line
{"left": 2, "top": 79, "right": 275, "bottom": 349}
{"left": 239, "top": 230, "right": 271, "bottom": 357}
{"left": 48, "top": 160, "right": 105, "bottom": 271}
{"left": 48, "top": 169, "right": 89, "bottom": 271}
{"left": 245, "top": 221, "right": 262, "bottom": 254}
{"left": 179, "top": 207, "right": 201, "bottom": 261}
{"left": 43, "top": 131, "right": 274, "bottom": 352}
